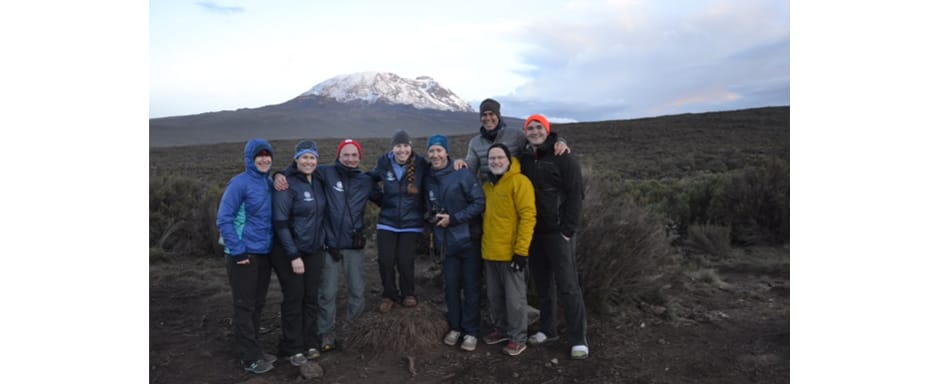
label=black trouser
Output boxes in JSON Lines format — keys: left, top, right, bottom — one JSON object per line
{"left": 225, "top": 253, "right": 272, "bottom": 363}
{"left": 529, "top": 232, "right": 589, "bottom": 347}
{"left": 376, "top": 230, "right": 418, "bottom": 301}
{"left": 271, "top": 248, "right": 325, "bottom": 355}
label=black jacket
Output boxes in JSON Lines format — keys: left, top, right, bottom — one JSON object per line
{"left": 371, "top": 152, "right": 427, "bottom": 230}
{"left": 319, "top": 161, "right": 380, "bottom": 249}
{"left": 519, "top": 133, "right": 584, "bottom": 237}
{"left": 273, "top": 163, "right": 328, "bottom": 259}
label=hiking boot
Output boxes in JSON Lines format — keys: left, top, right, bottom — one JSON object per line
{"left": 403, "top": 296, "right": 417, "bottom": 307}
{"left": 305, "top": 348, "right": 320, "bottom": 360}
{"left": 243, "top": 359, "right": 274, "bottom": 374}
{"left": 483, "top": 330, "right": 508, "bottom": 345}
{"left": 502, "top": 341, "right": 527, "bottom": 356}
{"left": 571, "top": 345, "right": 589, "bottom": 359}
{"left": 289, "top": 353, "right": 307, "bottom": 367}
{"left": 321, "top": 334, "right": 336, "bottom": 352}
{"left": 443, "top": 330, "right": 461, "bottom": 346}
{"left": 379, "top": 298, "right": 395, "bottom": 313}
{"left": 460, "top": 335, "right": 478, "bottom": 352}
{"left": 527, "top": 331, "right": 560, "bottom": 346}
{"left": 262, "top": 352, "right": 277, "bottom": 364}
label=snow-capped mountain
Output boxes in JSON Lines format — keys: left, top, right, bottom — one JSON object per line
{"left": 300, "top": 72, "right": 474, "bottom": 113}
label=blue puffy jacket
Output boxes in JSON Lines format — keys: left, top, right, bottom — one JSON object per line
{"left": 319, "top": 161, "right": 379, "bottom": 249}
{"left": 372, "top": 152, "right": 427, "bottom": 231}
{"left": 273, "top": 163, "right": 328, "bottom": 259}
{"left": 426, "top": 158, "right": 486, "bottom": 255}
{"left": 216, "top": 139, "right": 274, "bottom": 261}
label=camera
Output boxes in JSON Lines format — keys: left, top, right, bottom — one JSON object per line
{"left": 425, "top": 207, "right": 447, "bottom": 225}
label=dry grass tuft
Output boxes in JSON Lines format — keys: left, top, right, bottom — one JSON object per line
{"left": 344, "top": 303, "right": 449, "bottom": 356}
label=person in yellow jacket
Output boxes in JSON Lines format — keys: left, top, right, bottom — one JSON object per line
{"left": 479, "top": 143, "right": 537, "bottom": 356}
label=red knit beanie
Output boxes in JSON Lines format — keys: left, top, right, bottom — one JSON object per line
{"left": 336, "top": 139, "right": 363, "bottom": 158}
{"left": 524, "top": 114, "right": 551, "bottom": 135}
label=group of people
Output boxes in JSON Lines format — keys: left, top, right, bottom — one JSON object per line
{"left": 215, "top": 98, "right": 590, "bottom": 375}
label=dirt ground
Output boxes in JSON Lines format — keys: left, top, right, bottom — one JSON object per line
{"left": 150, "top": 246, "right": 789, "bottom": 384}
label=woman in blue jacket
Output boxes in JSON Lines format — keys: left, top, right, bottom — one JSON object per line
{"left": 372, "top": 130, "right": 428, "bottom": 312}
{"left": 216, "top": 139, "right": 276, "bottom": 374}
{"left": 425, "top": 134, "right": 486, "bottom": 352}
{"left": 272, "top": 140, "right": 328, "bottom": 366}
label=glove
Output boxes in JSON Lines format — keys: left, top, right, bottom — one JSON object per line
{"left": 510, "top": 254, "right": 527, "bottom": 273}
{"left": 327, "top": 247, "right": 343, "bottom": 262}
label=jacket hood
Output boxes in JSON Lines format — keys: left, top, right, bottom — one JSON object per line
{"left": 244, "top": 139, "right": 274, "bottom": 174}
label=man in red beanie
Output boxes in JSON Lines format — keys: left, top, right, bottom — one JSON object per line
{"left": 519, "top": 114, "right": 590, "bottom": 360}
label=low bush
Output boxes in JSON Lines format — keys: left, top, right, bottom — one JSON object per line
{"left": 150, "top": 175, "right": 223, "bottom": 256}
{"left": 684, "top": 224, "right": 732, "bottom": 259}
{"left": 576, "top": 174, "right": 676, "bottom": 315}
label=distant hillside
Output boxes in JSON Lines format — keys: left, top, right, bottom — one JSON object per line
{"left": 150, "top": 106, "right": 789, "bottom": 187}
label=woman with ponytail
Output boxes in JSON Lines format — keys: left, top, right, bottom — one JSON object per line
{"left": 371, "top": 130, "right": 428, "bottom": 313}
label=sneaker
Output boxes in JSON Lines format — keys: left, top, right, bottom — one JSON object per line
{"left": 571, "top": 345, "right": 589, "bottom": 359}
{"left": 460, "top": 335, "right": 478, "bottom": 351}
{"left": 403, "top": 296, "right": 418, "bottom": 307}
{"left": 483, "top": 330, "right": 509, "bottom": 345}
{"left": 243, "top": 359, "right": 274, "bottom": 374}
{"left": 380, "top": 298, "right": 395, "bottom": 313}
{"left": 527, "top": 331, "right": 560, "bottom": 346}
{"left": 262, "top": 352, "right": 277, "bottom": 364}
{"left": 321, "top": 334, "right": 336, "bottom": 352}
{"left": 502, "top": 341, "right": 527, "bottom": 356}
{"left": 305, "top": 348, "right": 320, "bottom": 360}
{"left": 288, "top": 353, "right": 307, "bottom": 367}
{"left": 443, "top": 330, "right": 461, "bottom": 346}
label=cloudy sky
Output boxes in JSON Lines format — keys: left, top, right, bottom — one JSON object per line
{"left": 150, "top": 0, "right": 789, "bottom": 122}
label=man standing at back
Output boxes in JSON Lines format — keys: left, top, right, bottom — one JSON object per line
{"left": 518, "top": 114, "right": 590, "bottom": 360}
{"left": 455, "top": 98, "right": 569, "bottom": 182}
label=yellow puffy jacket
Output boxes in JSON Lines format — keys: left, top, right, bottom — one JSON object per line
{"left": 481, "top": 157, "right": 536, "bottom": 261}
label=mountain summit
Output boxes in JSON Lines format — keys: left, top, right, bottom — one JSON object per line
{"left": 300, "top": 72, "right": 474, "bottom": 113}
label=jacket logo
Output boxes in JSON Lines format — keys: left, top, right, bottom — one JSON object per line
{"left": 386, "top": 171, "right": 395, "bottom": 182}
{"left": 333, "top": 181, "right": 344, "bottom": 192}
{"left": 428, "top": 190, "right": 437, "bottom": 203}
{"left": 303, "top": 191, "right": 314, "bottom": 202}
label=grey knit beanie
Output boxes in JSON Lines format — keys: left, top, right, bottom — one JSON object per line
{"left": 391, "top": 130, "right": 412, "bottom": 146}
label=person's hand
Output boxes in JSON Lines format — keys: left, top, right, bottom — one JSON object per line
{"left": 435, "top": 213, "right": 451, "bottom": 228}
{"left": 327, "top": 248, "right": 343, "bottom": 262}
{"left": 553, "top": 141, "right": 570, "bottom": 155}
{"left": 510, "top": 254, "right": 527, "bottom": 273}
{"left": 291, "top": 258, "right": 305, "bottom": 274}
{"left": 453, "top": 159, "right": 468, "bottom": 170}
{"left": 274, "top": 173, "right": 289, "bottom": 191}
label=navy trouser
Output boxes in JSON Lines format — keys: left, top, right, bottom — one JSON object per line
{"left": 225, "top": 253, "right": 272, "bottom": 363}
{"left": 529, "top": 232, "right": 588, "bottom": 347}
{"left": 271, "top": 248, "right": 324, "bottom": 355}
{"left": 376, "top": 230, "right": 418, "bottom": 301}
{"left": 442, "top": 245, "right": 482, "bottom": 336}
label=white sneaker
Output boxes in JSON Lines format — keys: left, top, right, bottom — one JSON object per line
{"left": 527, "top": 331, "right": 560, "bottom": 346}
{"left": 460, "top": 335, "right": 478, "bottom": 351}
{"left": 289, "top": 353, "right": 308, "bottom": 366}
{"left": 443, "top": 330, "right": 461, "bottom": 346}
{"left": 571, "top": 345, "right": 589, "bottom": 359}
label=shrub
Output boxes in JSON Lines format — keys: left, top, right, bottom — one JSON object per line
{"left": 576, "top": 174, "right": 676, "bottom": 315}
{"left": 684, "top": 224, "right": 732, "bottom": 259}
{"left": 150, "top": 175, "right": 223, "bottom": 256}
{"left": 717, "top": 157, "right": 789, "bottom": 245}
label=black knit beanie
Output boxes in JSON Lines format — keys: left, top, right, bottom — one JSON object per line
{"left": 479, "top": 98, "right": 501, "bottom": 121}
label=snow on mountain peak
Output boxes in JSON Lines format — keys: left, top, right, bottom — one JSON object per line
{"left": 301, "top": 72, "right": 474, "bottom": 113}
